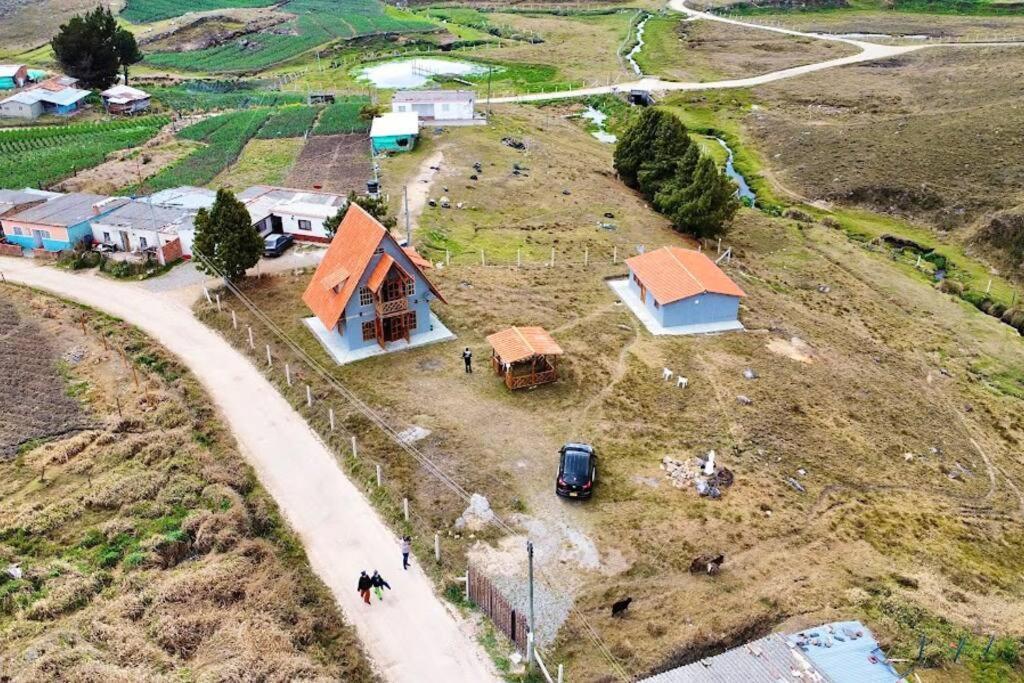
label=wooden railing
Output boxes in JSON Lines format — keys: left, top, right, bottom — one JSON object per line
{"left": 506, "top": 368, "right": 557, "bottom": 390}
{"left": 376, "top": 298, "right": 408, "bottom": 316}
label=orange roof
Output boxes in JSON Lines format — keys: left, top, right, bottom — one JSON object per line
{"left": 302, "top": 204, "right": 445, "bottom": 330}
{"left": 403, "top": 246, "right": 432, "bottom": 270}
{"left": 367, "top": 253, "right": 395, "bottom": 292}
{"left": 625, "top": 246, "right": 745, "bottom": 305}
{"left": 487, "top": 326, "right": 563, "bottom": 364}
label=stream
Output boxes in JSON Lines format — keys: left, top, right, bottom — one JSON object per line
{"left": 711, "top": 137, "right": 756, "bottom": 206}
{"left": 626, "top": 13, "right": 651, "bottom": 76}
{"left": 581, "top": 106, "right": 617, "bottom": 144}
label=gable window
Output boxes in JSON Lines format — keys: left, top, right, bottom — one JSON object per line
{"left": 362, "top": 320, "right": 376, "bottom": 341}
{"left": 298, "top": 219, "right": 312, "bottom": 231}
{"left": 12, "top": 227, "right": 22, "bottom": 236}
{"left": 404, "top": 279, "right": 415, "bottom": 297}
{"left": 359, "top": 286, "right": 373, "bottom": 306}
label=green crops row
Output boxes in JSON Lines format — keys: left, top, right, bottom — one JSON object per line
{"left": 312, "top": 99, "right": 370, "bottom": 135}
{"left": 144, "top": 0, "right": 433, "bottom": 73}
{"left": 122, "top": 0, "right": 273, "bottom": 23}
{"left": 149, "top": 86, "right": 305, "bottom": 112}
{"left": 256, "top": 105, "right": 321, "bottom": 138}
{"left": 0, "top": 125, "right": 165, "bottom": 190}
{"left": 145, "top": 109, "right": 271, "bottom": 191}
{"left": 0, "top": 116, "right": 170, "bottom": 149}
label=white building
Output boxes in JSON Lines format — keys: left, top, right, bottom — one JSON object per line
{"left": 0, "top": 76, "right": 89, "bottom": 119}
{"left": 238, "top": 185, "right": 347, "bottom": 243}
{"left": 101, "top": 84, "right": 151, "bottom": 115}
{"left": 91, "top": 201, "right": 195, "bottom": 264}
{"left": 143, "top": 186, "right": 216, "bottom": 257}
{"left": 391, "top": 90, "right": 479, "bottom": 124}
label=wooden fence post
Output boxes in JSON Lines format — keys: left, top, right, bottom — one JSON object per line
{"left": 351, "top": 435, "right": 358, "bottom": 458}
{"left": 403, "top": 497, "right": 409, "bottom": 521}
{"left": 434, "top": 532, "right": 441, "bottom": 563}
{"left": 376, "top": 463, "right": 382, "bottom": 487}
{"left": 231, "top": 310, "right": 237, "bottom": 329}
{"left": 329, "top": 408, "right": 335, "bottom": 431}
{"left": 306, "top": 385, "right": 313, "bottom": 407}
{"left": 215, "top": 294, "right": 221, "bottom": 312}
{"left": 266, "top": 345, "right": 272, "bottom": 367}
{"left": 247, "top": 326, "right": 254, "bottom": 349}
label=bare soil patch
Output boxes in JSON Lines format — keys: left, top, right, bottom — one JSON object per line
{"left": 285, "top": 133, "right": 372, "bottom": 194}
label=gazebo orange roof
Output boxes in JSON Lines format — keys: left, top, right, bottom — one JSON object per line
{"left": 486, "top": 326, "right": 563, "bottom": 365}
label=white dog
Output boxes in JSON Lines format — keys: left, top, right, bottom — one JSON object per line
{"left": 677, "top": 376, "right": 688, "bottom": 389}
{"left": 662, "top": 368, "right": 673, "bottom": 382}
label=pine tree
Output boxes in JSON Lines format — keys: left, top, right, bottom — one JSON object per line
{"left": 665, "top": 156, "right": 740, "bottom": 239}
{"left": 636, "top": 113, "right": 693, "bottom": 200}
{"left": 114, "top": 28, "right": 144, "bottom": 87}
{"left": 192, "top": 189, "right": 263, "bottom": 282}
{"left": 653, "top": 144, "right": 701, "bottom": 214}
{"left": 613, "top": 108, "right": 661, "bottom": 189}
{"left": 51, "top": 8, "right": 123, "bottom": 89}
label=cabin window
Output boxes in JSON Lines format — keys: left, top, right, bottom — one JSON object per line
{"left": 102, "top": 232, "right": 110, "bottom": 243}
{"left": 12, "top": 227, "right": 22, "bottom": 236}
{"left": 397, "top": 138, "right": 409, "bottom": 148}
{"left": 298, "top": 219, "right": 312, "bottom": 231}
{"left": 139, "top": 236, "right": 148, "bottom": 249}
{"left": 404, "top": 279, "right": 415, "bottom": 296}
{"left": 362, "top": 320, "right": 376, "bottom": 341}
{"left": 359, "top": 286, "right": 373, "bottom": 306}
{"left": 404, "top": 311, "right": 417, "bottom": 331}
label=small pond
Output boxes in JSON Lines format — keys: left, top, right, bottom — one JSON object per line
{"left": 356, "top": 58, "right": 488, "bottom": 89}
{"left": 581, "top": 106, "right": 617, "bottom": 144}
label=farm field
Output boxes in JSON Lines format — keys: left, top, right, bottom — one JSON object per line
{"left": 284, "top": 133, "right": 371, "bottom": 194}
{"left": 145, "top": 108, "right": 271, "bottom": 191}
{"left": 0, "top": 285, "right": 375, "bottom": 681}
{"left": 122, "top": 0, "right": 273, "bottom": 23}
{"left": 197, "top": 104, "right": 1024, "bottom": 682}
{"left": 0, "top": 116, "right": 170, "bottom": 191}
{"left": 211, "top": 137, "right": 305, "bottom": 191}
{"left": 635, "top": 14, "right": 860, "bottom": 81}
{"left": 142, "top": 0, "right": 435, "bottom": 73}
{"left": 147, "top": 84, "right": 306, "bottom": 112}
{"left": 256, "top": 105, "right": 321, "bottom": 138}
{"left": 311, "top": 98, "right": 370, "bottom": 135}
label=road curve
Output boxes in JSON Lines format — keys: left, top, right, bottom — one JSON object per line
{"left": 0, "top": 257, "right": 499, "bottom": 683}
{"left": 485, "top": 0, "right": 1021, "bottom": 104}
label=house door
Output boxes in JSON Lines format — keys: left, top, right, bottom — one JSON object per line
{"left": 639, "top": 283, "right": 646, "bottom": 303}
{"left": 31, "top": 230, "right": 45, "bottom": 249}
{"left": 382, "top": 316, "right": 407, "bottom": 343}
{"left": 270, "top": 215, "right": 283, "bottom": 234}
{"left": 119, "top": 231, "right": 130, "bottom": 251}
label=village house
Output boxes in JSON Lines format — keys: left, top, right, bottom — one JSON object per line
{"left": 90, "top": 201, "right": 194, "bottom": 265}
{"left": 0, "top": 76, "right": 89, "bottom": 119}
{"left": 1, "top": 193, "right": 126, "bottom": 251}
{"left": 144, "top": 186, "right": 217, "bottom": 258}
{"left": 370, "top": 111, "right": 419, "bottom": 154}
{"left": 391, "top": 90, "right": 481, "bottom": 125}
{"left": 610, "top": 246, "right": 746, "bottom": 335}
{"left": 100, "top": 84, "right": 151, "bottom": 115}
{"left": 0, "top": 65, "right": 29, "bottom": 90}
{"left": 0, "top": 189, "right": 59, "bottom": 220}
{"left": 302, "top": 204, "right": 453, "bottom": 364}
{"left": 239, "top": 185, "right": 346, "bottom": 243}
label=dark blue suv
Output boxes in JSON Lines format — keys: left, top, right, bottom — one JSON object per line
{"left": 556, "top": 443, "right": 597, "bottom": 499}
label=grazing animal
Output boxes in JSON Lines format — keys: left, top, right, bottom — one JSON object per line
{"left": 677, "top": 376, "right": 688, "bottom": 389}
{"left": 611, "top": 597, "right": 633, "bottom": 618}
{"left": 662, "top": 368, "right": 673, "bottom": 382}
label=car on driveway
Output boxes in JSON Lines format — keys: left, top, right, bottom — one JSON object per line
{"left": 556, "top": 443, "right": 597, "bottom": 499}
{"left": 263, "top": 233, "right": 294, "bottom": 257}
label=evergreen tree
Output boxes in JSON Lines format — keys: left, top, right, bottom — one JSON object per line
{"left": 653, "top": 144, "right": 701, "bottom": 214}
{"left": 51, "top": 7, "right": 123, "bottom": 89}
{"left": 192, "top": 189, "right": 263, "bottom": 281}
{"left": 325, "top": 192, "right": 397, "bottom": 238}
{"left": 613, "top": 108, "right": 662, "bottom": 189}
{"left": 665, "top": 156, "right": 740, "bottom": 239}
{"left": 635, "top": 113, "right": 693, "bottom": 200}
{"left": 114, "top": 28, "right": 144, "bottom": 86}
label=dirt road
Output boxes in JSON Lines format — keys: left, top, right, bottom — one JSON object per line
{"left": 0, "top": 257, "right": 498, "bottom": 683}
{"left": 485, "top": 0, "right": 1021, "bottom": 104}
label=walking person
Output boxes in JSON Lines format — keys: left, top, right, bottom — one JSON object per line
{"left": 371, "top": 570, "right": 392, "bottom": 602}
{"left": 357, "top": 570, "right": 372, "bottom": 606}
{"left": 462, "top": 347, "right": 473, "bottom": 373}
{"left": 401, "top": 536, "right": 411, "bottom": 570}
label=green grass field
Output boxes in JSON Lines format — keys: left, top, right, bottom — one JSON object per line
{"left": 121, "top": 0, "right": 273, "bottom": 23}
{"left": 149, "top": 84, "right": 306, "bottom": 112}
{"left": 0, "top": 116, "right": 169, "bottom": 190}
{"left": 311, "top": 98, "right": 370, "bottom": 135}
{"left": 144, "top": 0, "right": 435, "bottom": 73}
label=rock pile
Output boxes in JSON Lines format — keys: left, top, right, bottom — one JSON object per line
{"left": 661, "top": 452, "right": 734, "bottom": 498}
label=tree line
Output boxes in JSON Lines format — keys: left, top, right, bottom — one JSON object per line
{"left": 613, "top": 108, "right": 739, "bottom": 238}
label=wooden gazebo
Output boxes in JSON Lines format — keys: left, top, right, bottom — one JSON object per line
{"left": 486, "top": 326, "right": 564, "bottom": 390}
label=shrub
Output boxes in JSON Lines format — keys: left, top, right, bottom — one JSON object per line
{"left": 938, "top": 279, "right": 964, "bottom": 296}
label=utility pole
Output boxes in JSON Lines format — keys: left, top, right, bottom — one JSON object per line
{"left": 404, "top": 185, "right": 411, "bottom": 245}
{"left": 527, "top": 540, "right": 535, "bottom": 671}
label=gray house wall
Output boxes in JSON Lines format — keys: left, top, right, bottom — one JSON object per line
{"left": 627, "top": 266, "right": 740, "bottom": 328}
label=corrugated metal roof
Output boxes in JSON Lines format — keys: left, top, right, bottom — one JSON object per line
{"left": 0, "top": 189, "right": 51, "bottom": 215}
{"left": 92, "top": 201, "right": 195, "bottom": 235}
{"left": 787, "top": 621, "right": 904, "bottom": 683}
{"left": 0, "top": 65, "right": 25, "bottom": 78}
{"left": 370, "top": 112, "right": 419, "bottom": 138}
{"left": 626, "top": 246, "right": 746, "bottom": 305}
{"left": 392, "top": 89, "right": 474, "bottom": 103}
{"left": 486, "top": 327, "right": 563, "bottom": 364}
{"left": 7, "top": 193, "right": 114, "bottom": 227}
{"left": 146, "top": 186, "right": 217, "bottom": 211}
{"left": 101, "top": 84, "right": 149, "bottom": 101}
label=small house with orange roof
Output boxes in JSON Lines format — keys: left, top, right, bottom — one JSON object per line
{"left": 612, "top": 246, "right": 746, "bottom": 335}
{"left": 301, "top": 203, "right": 454, "bottom": 364}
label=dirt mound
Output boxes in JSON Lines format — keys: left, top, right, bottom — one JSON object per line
{"left": 972, "top": 205, "right": 1024, "bottom": 274}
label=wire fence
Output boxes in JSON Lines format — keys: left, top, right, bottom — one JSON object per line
{"left": 191, "top": 249, "right": 634, "bottom": 682}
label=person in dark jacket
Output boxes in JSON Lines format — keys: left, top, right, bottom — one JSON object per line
{"left": 370, "top": 570, "right": 392, "bottom": 601}
{"left": 357, "top": 571, "right": 372, "bottom": 605}
{"left": 462, "top": 347, "right": 473, "bottom": 373}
